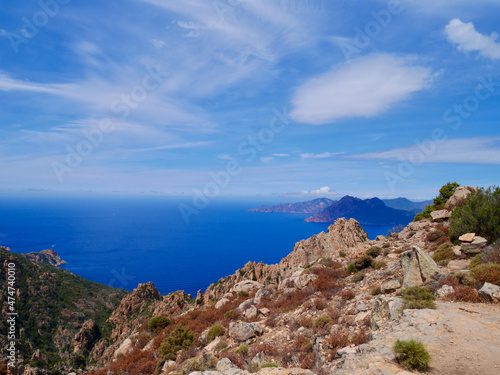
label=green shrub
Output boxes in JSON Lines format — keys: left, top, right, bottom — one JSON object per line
{"left": 160, "top": 326, "right": 196, "bottom": 360}
{"left": 261, "top": 363, "right": 279, "bottom": 368}
{"left": 347, "top": 263, "right": 357, "bottom": 274}
{"left": 414, "top": 182, "right": 460, "bottom": 221}
{"left": 366, "top": 247, "right": 381, "bottom": 258}
{"left": 393, "top": 339, "right": 432, "bottom": 371}
{"left": 449, "top": 186, "right": 500, "bottom": 243}
{"left": 432, "top": 242, "right": 455, "bottom": 263}
{"left": 214, "top": 341, "right": 228, "bottom": 353}
{"left": 352, "top": 272, "right": 365, "bottom": 282}
{"left": 339, "top": 251, "right": 347, "bottom": 258}
{"left": 372, "top": 260, "right": 387, "bottom": 269}
{"left": 235, "top": 344, "right": 249, "bottom": 355}
{"left": 238, "top": 291, "right": 249, "bottom": 298}
{"left": 371, "top": 286, "right": 381, "bottom": 295}
{"left": 400, "top": 286, "right": 436, "bottom": 310}
{"left": 354, "top": 255, "right": 373, "bottom": 271}
{"left": 314, "top": 315, "right": 333, "bottom": 328}
{"left": 206, "top": 324, "right": 225, "bottom": 343}
{"left": 148, "top": 315, "right": 171, "bottom": 332}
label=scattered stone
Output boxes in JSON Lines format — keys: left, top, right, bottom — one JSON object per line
{"left": 215, "top": 297, "right": 230, "bottom": 309}
{"left": 400, "top": 245, "right": 443, "bottom": 288}
{"left": 437, "top": 285, "right": 454, "bottom": 298}
{"left": 259, "top": 307, "right": 270, "bottom": 316}
{"left": 461, "top": 236, "right": 488, "bottom": 254}
{"left": 336, "top": 345, "right": 358, "bottom": 357}
{"left": 445, "top": 186, "right": 478, "bottom": 209}
{"left": 431, "top": 209, "right": 452, "bottom": 221}
{"left": 453, "top": 246, "right": 463, "bottom": 257}
{"left": 371, "top": 297, "right": 403, "bottom": 331}
{"left": 254, "top": 288, "right": 271, "bottom": 304}
{"left": 459, "top": 233, "right": 475, "bottom": 243}
{"left": 161, "top": 360, "right": 176, "bottom": 372}
{"left": 232, "top": 280, "right": 263, "bottom": 294}
{"left": 229, "top": 322, "right": 263, "bottom": 341}
{"left": 381, "top": 280, "right": 401, "bottom": 294}
{"left": 478, "top": 282, "right": 500, "bottom": 302}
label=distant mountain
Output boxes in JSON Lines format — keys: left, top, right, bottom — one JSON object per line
{"left": 382, "top": 198, "right": 432, "bottom": 212}
{"left": 249, "top": 198, "right": 335, "bottom": 214}
{"left": 305, "top": 195, "right": 414, "bottom": 225}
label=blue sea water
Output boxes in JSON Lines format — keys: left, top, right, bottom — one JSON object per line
{"left": 0, "top": 196, "right": 395, "bottom": 296}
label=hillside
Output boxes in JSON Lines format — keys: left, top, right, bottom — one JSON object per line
{"left": 382, "top": 198, "right": 432, "bottom": 212}
{"left": 305, "top": 196, "right": 414, "bottom": 225}
{"left": 249, "top": 198, "right": 335, "bottom": 214}
{"left": 0, "top": 248, "right": 128, "bottom": 372}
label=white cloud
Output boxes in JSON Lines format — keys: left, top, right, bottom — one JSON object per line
{"left": 272, "top": 153, "right": 289, "bottom": 157}
{"left": 290, "top": 54, "right": 434, "bottom": 125}
{"left": 150, "top": 39, "right": 165, "bottom": 48}
{"left": 350, "top": 137, "right": 500, "bottom": 164}
{"left": 217, "top": 154, "right": 233, "bottom": 161}
{"left": 445, "top": 18, "right": 500, "bottom": 60}
{"left": 260, "top": 157, "right": 274, "bottom": 164}
{"left": 300, "top": 152, "right": 343, "bottom": 159}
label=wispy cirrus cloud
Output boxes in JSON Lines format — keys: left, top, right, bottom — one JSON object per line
{"left": 445, "top": 18, "right": 500, "bottom": 60}
{"left": 290, "top": 54, "right": 435, "bottom": 125}
{"left": 300, "top": 152, "right": 344, "bottom": 160}
{"left": 350, "top": 137, "right": 500, "bottom": 164}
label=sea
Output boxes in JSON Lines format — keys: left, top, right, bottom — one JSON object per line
{"left": 0, "top": 196, "right": 397, "bottom": 296}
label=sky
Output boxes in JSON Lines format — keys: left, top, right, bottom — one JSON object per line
{"left": 1, "top": 0, "right": 499, "bottom": 201}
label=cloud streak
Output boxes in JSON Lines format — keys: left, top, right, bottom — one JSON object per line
{"left": 290, "top": 54, "right": 434, "bottom": 125}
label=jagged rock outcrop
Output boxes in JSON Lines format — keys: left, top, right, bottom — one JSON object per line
{"left": 109, "top": 282, "right": 161, "bottom": 324}
{"left": 23, "top": 249, "right": 67, "bottom": 266}
{"left": 73, "top": 320, "right": 99, "bottom": 354}
{"left": 400, "top": 245, "right": 443, "bottom": 287}
{"left": 445, "top": 186, "right": 478, "bottom": 209}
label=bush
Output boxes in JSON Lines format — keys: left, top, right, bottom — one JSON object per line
{"left": 432, "top": 242, "right": 455, "bottom": 263}
{"left": 159, "top": 326, "right": 196, "bottom": 360}
{"left": 341, "top": 289, "right": 356, "bottom": 302}
{"left": 426, "top": 230, "right": 446, "bottom": 242}
{"left": 472, "top": 263, "right": 500, "bottom": 286}
{"left": 352, "top": 272, "right": 365, "bottom": 282}
{"left": 238, "top": 291, "right": 249, "bottom": 298}
{"left": 371, "top": 286, "right": 381, "bottom": 296}
{"left": 393, "top": 339, "right": 432, "bottom": 371}
{"left": 414, "top": 182, "right": 460, "bottom": 221}
{"left": 214, "top": 341, "right": 228, "bottom": 353}
{"left": 224, "top": 310, "right": 239, "bottom": 321}
{"left": 206, "top": 324, "right": 225, "bottom": 343}
{"left": 314, "top": 315, "right": 333, "bottom": 328}
{"left": 339, "top": 251, "right": 347, "bottom": 258}
{"left": 235, "top": 344, "right": 249, "bottom": 355}
{"left": 366, "top": 247, "right": 381, "bottom": 258}
{"left": 353, "top": 255, "right": 373, "bottom": 271}
{"left": 148, "top": 316, "right": 171, "bottom": 332}
{"left": 449, "top": 186, "right": 500, "bottom": 243}
{"left": 372, "top": 260, "right": 386, "bottom": 269}
{"left": 400, "top": 286, "right": 436, "bottom": 310}
{"left": 347, "top": 263, "right": 356, "bottom": 274}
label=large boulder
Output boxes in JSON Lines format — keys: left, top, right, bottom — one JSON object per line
{"left": 371, "top": 297, "right": 403, "bottom": 331}
{"left": 229, "top": 322, "right": 263, "bottom": 342}
{"left": 113, "top": 338, "right": 133, "bottom": 359}
{"left": 232, "top": 280, "right": 263, "bottom": 294}
{"left": 400, "top": 246, "right": 443, "bottom": 288}
{"left": 461, "top": 236, "right": 488, "bottom": 254}
{"left": 430, "top": 209, "right": 452, "bottom": 221}
{"left": 478, "top": 282, "right": 500, "bottom": 302}
{"left": 458, "top": 233, "right": 475, "bottom": 243}
{"left": 445, "top": 186, "right": 478, "bottom": 210}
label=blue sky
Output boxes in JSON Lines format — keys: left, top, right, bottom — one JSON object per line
{"left": 1, "top": 0, "right": 499, "bottom": 200}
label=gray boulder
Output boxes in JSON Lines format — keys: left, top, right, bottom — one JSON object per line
{"left": 381, "top": 280, "right": 401, "bottom": 294}
{"left": 461, "top": 236, "right": 488, "bottom": 254}
{"left": 478, "top": 282, "right": 500, "bottom": 302}
{"left": 371, "top": 297, "right": 403, "bottom": 331}
{"left": 445, "top": 186, "right": 478, "bottom": 209}
{"left": 430, "top": 209, "right": 452, "bottom": 221}
{"left": 229, "top": 322, "right": 263, "bottom": 342}
{"left": 400, "top": 245, "right": 443, "bottom": 288}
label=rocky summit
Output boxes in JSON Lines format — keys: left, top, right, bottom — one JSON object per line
{"left": 3, "top": 185, "right": 500, "bottom": 375}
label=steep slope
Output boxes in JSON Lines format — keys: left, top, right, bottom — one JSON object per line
{"left": 249, "top": 198, "right": 335, "bottom": 214}
{"left": 305, "top": 196, "right": 414, "bottom": 225}
{"left": 0, "top": 248, "right": 128, "bottom": 372}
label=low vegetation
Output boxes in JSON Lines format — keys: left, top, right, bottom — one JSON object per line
{"left": 400, "top": 286, "right": 437, "bottom": 310}
{"left": 393, "top": 339, "right": 432, "bottom": 371}
{"left": 159, "top": 326, "right": 196, "bottom": 360}
{"left": 148, "top": 316, "right": 171, "bottom": 332}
